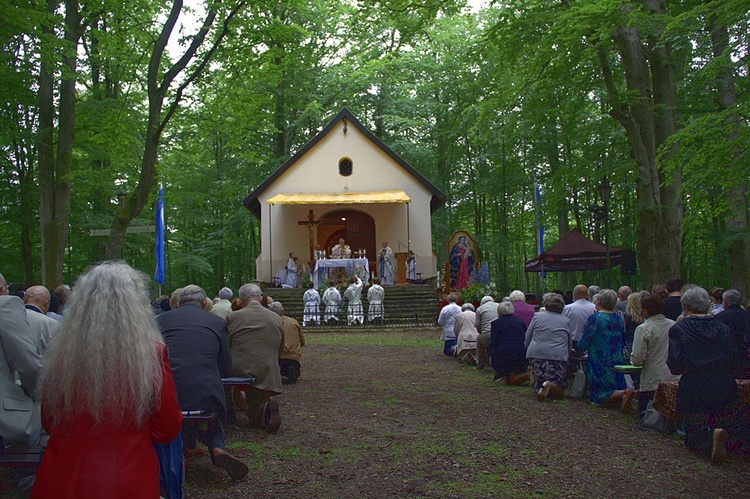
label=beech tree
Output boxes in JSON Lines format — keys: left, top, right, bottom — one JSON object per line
{"left": 104, "top": 0, "right": 247, "bottom": 259}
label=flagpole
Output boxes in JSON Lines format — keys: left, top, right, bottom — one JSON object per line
{"left": 155, "top": 183, "right": 165, "bottom": 290}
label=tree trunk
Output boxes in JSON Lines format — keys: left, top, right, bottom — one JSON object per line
{"left": 710, "top": 15, "right": 748, "bottom": 297}
{"left": 38, "top": 0, "right": 79, "bottom": 288}
{"left": 596, "top": 12, "right": 681, "bottom": 290}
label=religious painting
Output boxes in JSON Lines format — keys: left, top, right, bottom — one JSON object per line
{"left": 446, "top": 231, "right": 477, "bottom": 290}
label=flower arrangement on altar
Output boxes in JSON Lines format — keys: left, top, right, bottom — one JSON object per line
{"left": 458, "top": 263, "right": 496, "bottom": 303}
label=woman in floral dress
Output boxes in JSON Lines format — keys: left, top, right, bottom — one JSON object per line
{"left": 577, "top": 289, "right": 635, "bottom": 412}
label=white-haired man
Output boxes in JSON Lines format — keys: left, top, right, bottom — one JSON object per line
{"left": 158, "top": 285, "right": 247, "bottom": 480}
{"left": 509, "top": 290, "right": 535, "bottom": 328}
{"left": 0, "top": 272, "right": 8, "bottom": 295}
{"left": 211, "top": 287, "right": 233, "bottom": 319}
{"left": 474, "top": 295, "right": 497, "bottom": 369}
{"left": 227, "top": 283, "right": 284, "bottom": 433}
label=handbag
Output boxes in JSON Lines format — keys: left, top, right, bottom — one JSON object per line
{"left": 569, "top": 366, "right": 586, "bottom": 398}
{"left": 638, "top": 400, "right": 675, "bottom": 434}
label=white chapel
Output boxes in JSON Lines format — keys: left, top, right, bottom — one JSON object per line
{"left": 243, "top": 107, "right": 445, "bottom": 284}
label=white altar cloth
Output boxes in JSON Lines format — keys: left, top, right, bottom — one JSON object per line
{"left": 313, "top": 258, "right": 369, "bottom": 289}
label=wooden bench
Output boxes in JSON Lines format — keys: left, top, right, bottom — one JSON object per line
{"left": 222, "top": 377, "right": 255, "bottom": 424}
{"left": 0, "top": 444, "right": 45, "bottom": 469}
{"left": 181, "top": 410, "right": 220, "bottom": 432}
{"left": 182, "top": 378, "right": 256, "bottom": 426}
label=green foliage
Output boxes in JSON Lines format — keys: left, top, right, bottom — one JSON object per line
{"left": 1, "top": 0, "right": 746, "bottom": 294}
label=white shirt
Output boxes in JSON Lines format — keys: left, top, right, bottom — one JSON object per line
{"left": 563, "top": 299, "right": 596, "bottom": 342}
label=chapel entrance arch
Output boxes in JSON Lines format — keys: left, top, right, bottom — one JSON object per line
{"left": 319, "top": 209, "right": 375, "bottom": 262}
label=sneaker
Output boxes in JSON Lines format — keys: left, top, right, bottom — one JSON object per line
{"left": 494, "top": 375, "right": 507, "bottom": 383}
{"left": 211, "top": 448, "right": 249, "bottom": 481}
{"left": 711, "top": 428, "right": 729, "bottom": 463}
{"left": 264, "top": 399, "right": 281, "bottom": 434}
{"left": 537, "top": 381, "right": 550, "bottom": 402}
{"left": 286, "top": 366, "right": 298, "bottom": 384}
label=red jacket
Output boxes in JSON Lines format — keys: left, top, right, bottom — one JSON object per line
{"left": 32, "top": 344, "right": 183, "bottom": 498}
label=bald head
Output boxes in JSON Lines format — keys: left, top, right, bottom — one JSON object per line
{"left": 0, "top": 273, "right": 7, "bottom": 295}
{"left": 573, "top": 285, "right": 589, "bottom": 300}
{"left": 23, "top": 285, "right": 51, "bottom": 313}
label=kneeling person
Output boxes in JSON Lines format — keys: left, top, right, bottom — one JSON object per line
{"left": 228, "top": 283, "right": 285, "bottom": 433}
{"left": 158, "top": 285, "right": 248, "bottom": 480}
{"left": 269, "top": 301, "right": 306, "bottom": 384}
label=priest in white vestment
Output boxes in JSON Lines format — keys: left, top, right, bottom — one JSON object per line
{"left": 302, "top": 282, "right": 320, "bottom": 326}
{"left": 367, "top": 278, "right": 385, "bottom": 322}
{"left": 322, "top": 284, "right": 342, "bottom": 323}
{"left": 344, "top": 275, "right": 364, "bottom": 325}
{"left": 379, "top": 242, "right": 395, "bottom": 285}
{"left": 331, "top": 238, "right": 352, "bottom": 259}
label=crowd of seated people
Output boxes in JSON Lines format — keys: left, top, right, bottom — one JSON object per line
{"left": 437, "top": 280, "right": 750, "bottom": 463}
{"left": 0, "top": 263, "right": 324, "bottom": 495}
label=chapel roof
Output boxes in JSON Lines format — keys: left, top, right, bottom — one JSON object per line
{"left": 242, "top": 107, "right": 446, "bottom": 219}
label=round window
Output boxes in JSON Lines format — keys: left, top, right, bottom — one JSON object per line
{"left": 339, "top": 158, "right": 353, "bottom": 176}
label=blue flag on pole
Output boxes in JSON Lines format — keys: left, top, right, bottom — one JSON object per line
{"left": 154, "top": 184, "right": 165, "bottom": 285}
{"left": 534, "top": 182, "right": 546, "bottom": 278}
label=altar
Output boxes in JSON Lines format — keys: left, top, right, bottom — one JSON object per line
{"left": 313, "top": 258, "right": 369, "bottom": 289}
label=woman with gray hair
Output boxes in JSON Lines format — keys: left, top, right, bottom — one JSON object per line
{"left": 489, "top": 299, "right": 529, "bottom": 384}
{"left": 577, "top": 288, "right": 634, "bottom": 411}
{"left": 667, "top": 286, "right": 737, "bottom": 463}
{"left": 32, "top": 262, "right": 183, "bottom": 497}
{"left": 525, "top": 293, "right": 572, "bottom": 401}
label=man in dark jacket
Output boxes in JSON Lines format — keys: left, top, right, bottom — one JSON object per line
{"left": 668, "top": 287, "right": 737, "bottom": 463}
{"left": 716, "top": 289, "right": 749, "bottom": 379}
{"left": 158, "top": 285, "right": 248, "bottom": 481}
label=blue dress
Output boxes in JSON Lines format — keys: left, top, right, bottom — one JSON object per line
{"left": 577, "top": 311, "right": 626, "bottom": 404}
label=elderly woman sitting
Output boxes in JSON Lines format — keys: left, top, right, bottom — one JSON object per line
{"left": 453, "top": 303, "right": 478, "bottom": 364}
{"left": 489, "top": 300, "right": 529, "bottom": 384}
{"left": 525, "top": 293, "right": 572, "bottom": 401}
{"left": 668, "top": 286, "right": 737, "bottom": 463}
{"left": 630, "top": 294, "right": 680, "bottom": 417}
{"left": 630, "top": 293, "right": 681, "bottom": 418}
{"left": 577, "top": 289, "right": 634, "bottom": 411}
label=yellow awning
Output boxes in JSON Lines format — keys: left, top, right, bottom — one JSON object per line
{"left": 267, "top": 190, "right": 410, "bottom": 205}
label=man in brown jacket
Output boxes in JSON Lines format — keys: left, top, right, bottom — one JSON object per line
{"left": 227, "top": 283, "right": 284, "bottom": 433}
{"left": 268, "top": 301, "right": 305, "bottom": 384}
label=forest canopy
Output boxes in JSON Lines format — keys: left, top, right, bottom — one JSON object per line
{"left": 1, "top": 0, "right": 748, "bottom": 298}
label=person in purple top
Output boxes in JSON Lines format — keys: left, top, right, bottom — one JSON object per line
{"left": 509, "top": 290, "right": 535, "bottom": 328}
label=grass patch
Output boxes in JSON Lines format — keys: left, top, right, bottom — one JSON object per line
{"left": 309, "top": 331, "right": 438, "bottom": 348}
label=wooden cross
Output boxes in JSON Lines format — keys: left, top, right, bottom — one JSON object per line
{"left": 298, "top": 209, "right": 323, "bottom": 264}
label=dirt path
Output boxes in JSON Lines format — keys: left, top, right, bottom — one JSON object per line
{"left": 183, "top": 328, "right": 750, "bottom": 498}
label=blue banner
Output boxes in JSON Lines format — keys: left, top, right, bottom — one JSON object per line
{"left": 154, "top": 185, "right": 165, "bottom": 285}
{"left": 534, "top": 182, "right": 546, "bottom": 278}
